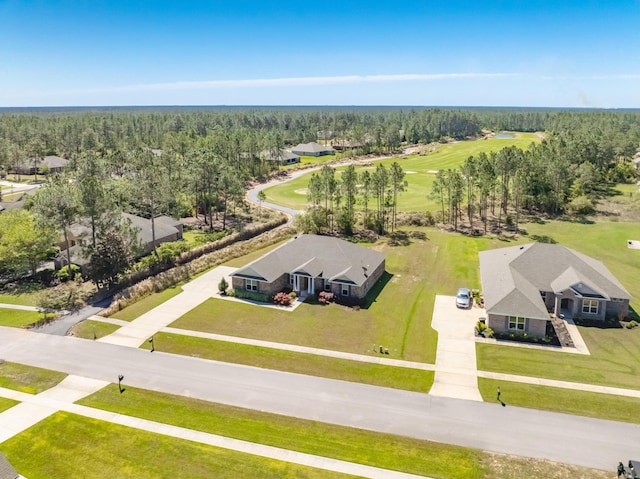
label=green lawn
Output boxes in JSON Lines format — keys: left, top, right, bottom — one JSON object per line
{"left": 69, "top": 320, "right": 121, "bottom": 340}
{"left": 109, "top": 284, "right": 183, "bottom": 321}
{"left": 478, "top": 377, "right": 640, "bottom": 424}
{"left": 263, "top": 135, "right": 540, "bottom": 212}
{"left": 0, "top": 308, "right": 41, "bottom": 328}
{"left": 0, "top": 362, "right": 67, "bottom": 394}
{"left": 172, "top": 228, "right": 505, "bottom": 364}
{"left": 0, "top": 397, "right": 19, "bottom": 413}
{"left": 477, "top": 324, "right": 640, "bottom": 390}
{"left": 79, "top": 384, "right": 484, "bottom": 479}
{"left": 143, "top": 332, "right": 434, "bottom": 392}
{"left": 1, "top": 411, "right": 356, "bottom": 479}
{"left": 0, "top": 289, "right": 41, "bottom": 306}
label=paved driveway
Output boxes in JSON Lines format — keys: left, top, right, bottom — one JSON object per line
{"left": 430, "top": 295, "right": 484, "bottom": 401}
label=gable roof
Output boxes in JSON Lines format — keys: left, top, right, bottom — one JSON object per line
{"left": 480, "top": 243, "right": 630, "bottom": 319}
{"left": 290, "top": 142, "right": 335, "bottom": 154}
{"left": 263, "top": 149, "right": 300, "bottom": 162}
{"left": 231, "top": 234, "right": 385, "bottom": 286}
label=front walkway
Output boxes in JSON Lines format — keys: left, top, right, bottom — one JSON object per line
{"left": 429, "top": 295, "right": 484, "bottom": 401}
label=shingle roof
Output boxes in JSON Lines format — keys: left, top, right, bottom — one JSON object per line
{"left": 480, "top": 243, "right": 630, "bottom": 319}
{"left": 290, "top": 142, "right": 335, "bottom": 154}
{"left": 0, "top": 453, "right": 18, "bottom": 479}
{"left": 231, "top": 234, "right": 385, "bottom": 286}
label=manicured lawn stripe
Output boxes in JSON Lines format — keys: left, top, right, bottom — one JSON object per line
{"left": 0, "top": 308, "right": 41, "bottom": 328}
{"left": 0, "top": 362, "right": 67, "bottom": 394}
{"left": 69, "top": 320, "right": 121, "bottom": 340}
{"left": 478, "top": 377, "right": 640, "bottom": 424}
{"left": 109, "top": 284, "right": 183, "bottom": 321}
{"left": 144, "top": 332, "right": 434, "bottom": 392}
{"left": 1, "top": 411, "right": 357, "bottom": 479}
{"left": 0, "top": 292, "right": 40, "bottom": 306}
{"left": 79, "top": 384, "right": 485, "bottom": 479}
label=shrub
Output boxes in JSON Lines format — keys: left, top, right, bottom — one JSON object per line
{"left": 318, "top": 291, "right": 334, "bottom": 304}
{"left": 218, "top": 277, "right": 228, "bottom": 294}
{"left": 232, "top": 289, "right": 269, "bottom": 303}
{"left": 289, "top": 291, "right": 297, "bottom": 300}
{"left": 55, "top": 264, "right": 82, "bottom": 283}
{"left": 625, "top": 320, "right": 639, "bottom": 329}
{"left": 568, "top": 195, "right": 596, "bottom": 216}
{"left": 273, "top": 291, "right": 292, "bottom": 306}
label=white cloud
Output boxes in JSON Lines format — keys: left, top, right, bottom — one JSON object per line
{"left": 50, "top": 72, "right": 520, "bottom": 95}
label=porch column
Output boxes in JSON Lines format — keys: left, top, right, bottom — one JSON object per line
{"left": 294, "top": 275, "right": 299, "bottom": 291}
{"left": 309, "top": 278, "right": 314, "bottom": 294}
{"left": 554, "top": 294, "right": 561, "bottom": 316}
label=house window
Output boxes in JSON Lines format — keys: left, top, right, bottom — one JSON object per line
{"left": 324, "top": 279, "right": 331, "bottom": 291}
{"left": 289, "top": 274, "right": 295, "bottom": 286}
{"left": 508, "top": 316, "right": 526, "bottom": 331}
{"left": 246, "top": 279, "right": 258, "bottom": 292}
{"left": 540, "top": 291, "right": 547, "bottom": 302}
{"left": 582, "top": 299, "right": 599, "bottom": 314}
{"left": 341, "top": 285, "right": 349, "bottom": 296}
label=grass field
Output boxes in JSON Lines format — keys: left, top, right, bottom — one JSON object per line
{"left": 142, "top": 332, "right": 434, "bottom": 392}
{"left": 69, "top": 319, "right": 121, "bottom": 340}
{"left": 1, "top": 411, "right": 356, "bottom": 479}
{"left": 79, "top": 384, "right": 482, "bottom": 479}
{"left": 263, "top": 134, "right": 541, "bottom": 212}
{"left": 0, "top": 308, "right": 41, "bottom": 328}
{"left": 109, "top": 284, "right": 184, "bottom": 321}
{"left": 0, "top": 289, "right": 41, "bottom": 306}
{"left": 171, "top": 228, "right": 506, "bottom": 364}
{"left": 76, "top": 384, "right": 610, "bottom": 479}
{"left": 0, "top": 397, "right": 18, "bottom": 413}
{"left": 0, "top": 362, "right": 66, "bottom": 394}
{"left": 478, "top": 377, "right": 640, "bottom": 424}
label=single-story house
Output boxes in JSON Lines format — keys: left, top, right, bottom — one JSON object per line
{"left": 479, "top": 243, "right": 630, "bottom": 337}
{"left": 12, "top": 155, "right": 68, "bottom": 175}
{"left": 263, "top": 149, "right": 300, "bottom": 165}
{"left": 55, "top": 213, "right": 183, "bottom": 272}
{"left": 290, "top": 142, "right": 336, "bottom": 157}
{"left": 230, "top": 234, "right": 386, "bottom": 300}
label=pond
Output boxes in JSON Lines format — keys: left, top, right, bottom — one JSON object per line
{"left": 495, "top": 133, "right": 514, "bottom": 139}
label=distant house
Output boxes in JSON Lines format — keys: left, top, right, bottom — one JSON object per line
{"left": 290, "top": 142, "right": 336, "bottom": 157}
{"left": 263, "top": 149, "right": 300, "bottom": 165}
{"left": 480, "top": 243, "right": 630, "bottom": 337}
{"left": 55, "top": 213, "right": 184, "bottom": 272}
{"left": 230, "top": 234, "right": 385, "bottom": 300}
{"left": 0, "top": 452, "right": 18, "bottom": 479}
{"left": 12, "top": 155, "right": 68, "bottom": 175}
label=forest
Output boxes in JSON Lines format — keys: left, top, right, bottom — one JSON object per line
{"left": 1, "top": 107, "right": 640, "bottom": 291}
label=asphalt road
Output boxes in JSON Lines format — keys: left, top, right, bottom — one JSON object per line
{"left": 1, "top": 326, "right": 638, "bottom": 470}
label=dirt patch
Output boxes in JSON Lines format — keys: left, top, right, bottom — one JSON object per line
{"left": 482, "top": 452, "right": 611, "bottom": 479}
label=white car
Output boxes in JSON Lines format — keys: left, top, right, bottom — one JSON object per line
{"left": 456, "top": 288, "right": 472, "bottom": 308}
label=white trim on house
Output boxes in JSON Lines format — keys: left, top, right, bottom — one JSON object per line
{"left": 582, "top": 299, "right": 599, "bottom": 314}
{"left": 246, "top": 279, "right": 258, "bottom": 291}
{"left": 508, "top": 316, "right": 526, "bottom": 331}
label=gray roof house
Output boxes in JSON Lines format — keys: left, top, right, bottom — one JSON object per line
{"left": 290, "top": 142, "right": 336, "bottom": 157}
{"left": 263, "top": 149, "right": 300, "bottom": 165}
{"left": 231, "top": 234, "right": 385, "bottom": 300}
{"left": 480, "top": 243, "right": 631, "bottom": 337}
{"left": 55, "top": 213, "right": 183, "bottom": 272}
{"left": 0, "top": 452, "right": 18, "bottom": 479}
{"left": 12, "top": 155, "right": 69, "bottom": 175}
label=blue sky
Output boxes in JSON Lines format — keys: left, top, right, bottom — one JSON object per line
{"left": 1, "top": 0, "right": 639, "bottom": 107}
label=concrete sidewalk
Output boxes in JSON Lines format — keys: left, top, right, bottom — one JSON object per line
{"left": 0, "top": 304, "right": 41, "bottom": 311}
{"left": 0, "top": 375, "right": 108, "bottom": 443}
{"left": 0, "top": 376, "right": 432, "bottom": 479}
{"left": 429, "top": 295, "right": 483, "bottom": 401}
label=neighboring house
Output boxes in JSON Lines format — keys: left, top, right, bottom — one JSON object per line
{"left": 0, "top": 452, "right": 18, "bottom": 479}
{"left": 55, "top": 213, "right": 183, "bottom": 272}
{"left": 290, "top": 142, "right": 336, "bottom": 157}
{"left": 263, "top": 149, "right": 301, "bottom": 165}
{"left": 479, "top": 243, "right": 630, "bottom": 337}
{"left": 230, "top": 234, "right": 385, "bottom": 300}
{"left": 12, "top": 155, "right": 68, "bottom": 175}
